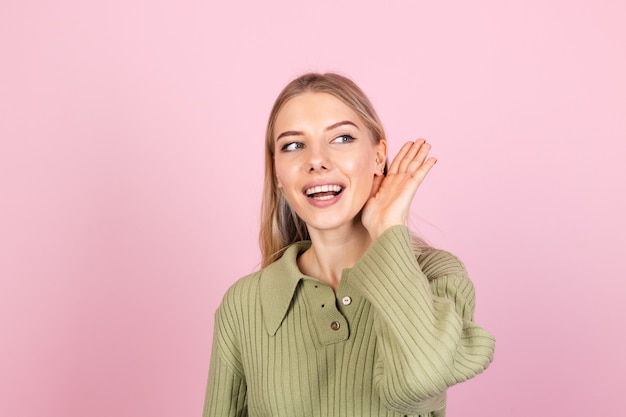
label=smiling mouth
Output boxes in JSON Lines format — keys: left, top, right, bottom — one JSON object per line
{"left": 304, "top": 184, "right": 344, "bottom": 201}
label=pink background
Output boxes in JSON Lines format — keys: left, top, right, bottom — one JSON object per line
{"left": 1, "top": 0, "right": 625, "bottom": 415}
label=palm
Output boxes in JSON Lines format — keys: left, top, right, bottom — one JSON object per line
{"left": 362, "top": 139, "right": 436, "bottom": 240}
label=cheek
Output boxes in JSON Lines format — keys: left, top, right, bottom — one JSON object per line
{"left": 275, "top": 172, "right": 284, "bottom": 189}
{"left": 344, "top": 158, "right": 376, "bottom": 196}
{"left": 275, "top": 162, "right": 299, "bottom": 194}
{"left": 274, "top": 160, "right": 289, "bottom": 188}
{"left": 344, "top": 155, "right": 375, "bottom": 179}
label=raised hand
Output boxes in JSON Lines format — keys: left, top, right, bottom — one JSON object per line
{"left": 361, "top": 139, "right": 437, "bottom": 241}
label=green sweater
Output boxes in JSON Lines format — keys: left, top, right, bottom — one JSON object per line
{"left": 203, "top": 226, "right": 495, "bottom": 416}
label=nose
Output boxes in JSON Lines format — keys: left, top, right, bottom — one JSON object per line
{"left": 306, "top": 144, "right": 332, "bottom": 173}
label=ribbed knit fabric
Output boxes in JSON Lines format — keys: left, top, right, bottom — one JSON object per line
{"left": 203, "top": 226, "right": 495, "bottom": 417}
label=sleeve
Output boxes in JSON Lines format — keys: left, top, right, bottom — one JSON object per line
{"left": 202, "top": 303, "right": 248, "bottom": 417}
{"left": 348, "top": 225, "right": 495, "bottom": 414}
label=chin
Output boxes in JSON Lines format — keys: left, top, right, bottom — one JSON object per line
{"left": 303, "top": 215, "right": 363, "bottom": 235}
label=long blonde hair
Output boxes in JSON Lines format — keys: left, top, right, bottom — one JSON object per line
{"left": 259, "top": 72, "right": 426, "bottom": 267}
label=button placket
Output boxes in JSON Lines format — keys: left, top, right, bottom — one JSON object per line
{"left": 302, "top": 279, "right": 349, "bottom": 344}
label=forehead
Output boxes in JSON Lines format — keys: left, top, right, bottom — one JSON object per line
{"left": 274, "top": 92, "right": 363, "bottom": 130}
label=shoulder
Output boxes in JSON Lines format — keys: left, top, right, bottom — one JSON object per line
{"left": 218, "top": 270, "right": 263, "bottom": 314}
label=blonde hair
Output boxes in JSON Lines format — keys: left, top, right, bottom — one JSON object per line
{"left": 259, "top": 72, "right": 425, "bottom": 267}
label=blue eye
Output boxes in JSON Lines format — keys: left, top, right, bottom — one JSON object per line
{"left": 281, "top": 142, "right": 304, "bottom": 152}
{"left": 332, "top": 134, "right": 356, "bottom": 144}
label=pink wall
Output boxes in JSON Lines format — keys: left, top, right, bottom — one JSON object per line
{"left": 1, "top": 1, "right": 624, "bottom": 415}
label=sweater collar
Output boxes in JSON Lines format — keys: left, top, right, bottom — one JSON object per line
{"left": 259, "top": 241, "right": 311, "bottom": 336}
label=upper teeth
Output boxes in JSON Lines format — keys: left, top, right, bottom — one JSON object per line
{"left": 305, "top": 184, "right": 342, "bottom": 195}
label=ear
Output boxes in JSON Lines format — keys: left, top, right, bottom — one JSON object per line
{"left": 374, "top": 139, "right": 387, "bottom": 176}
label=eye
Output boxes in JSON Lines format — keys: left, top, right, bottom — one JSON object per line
{"left": 281, "top": 142, "right": 304, "bottom": 152}
{"left": 331, "top": 134, "right": 357, "bottom": 144}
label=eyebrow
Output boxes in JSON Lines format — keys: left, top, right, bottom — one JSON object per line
{"left": 275, "top": 120, "right": 360, "bottom": 142}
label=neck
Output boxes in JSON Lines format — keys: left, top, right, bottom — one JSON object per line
{"left": 298, "top": 221, "right": 373, "bottom": 291}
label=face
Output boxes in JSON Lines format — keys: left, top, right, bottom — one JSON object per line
{"left": 273, "top": 92, "right": 387, "bottom": 234}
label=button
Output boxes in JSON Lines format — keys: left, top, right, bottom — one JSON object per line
{"left": 330, "top": 321, "right": 340, "bottom": 331}
{"left": 342, "top": 296, "right": 352, "bottom": 305}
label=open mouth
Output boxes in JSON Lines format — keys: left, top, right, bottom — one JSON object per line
{"left": 304, "top": 184, "right": 344, "bottom": 201}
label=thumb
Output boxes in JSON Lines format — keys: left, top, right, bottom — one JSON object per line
{"left": 369, "top": 174, "right": 385, "bottom": 199}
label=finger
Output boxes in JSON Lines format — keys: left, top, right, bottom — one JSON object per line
{"left": 388, "top": 141, "right": 413, "bottom": 175}
{"left": 410, "top": 156, "right": 437, "bottom": 184}
{"left": 398, "top": 139, "right": 427, "bottom": 173}
{"left": 406, "top": 141, "right": 432, "bottom": 173}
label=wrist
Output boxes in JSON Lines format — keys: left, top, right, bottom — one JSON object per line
{"left": 368, "top": 221, "right": 405, "bottom": 241}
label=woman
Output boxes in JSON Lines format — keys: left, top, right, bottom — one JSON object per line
{"left": 203, "top": 73, "right": 495, "bottom": 417}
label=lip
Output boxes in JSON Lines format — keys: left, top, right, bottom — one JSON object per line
{"left": 301, "top": 180, "right": 346, "bottom": 208}
{"left": 301, "top": 180, "right": 347, "bottom": 194}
